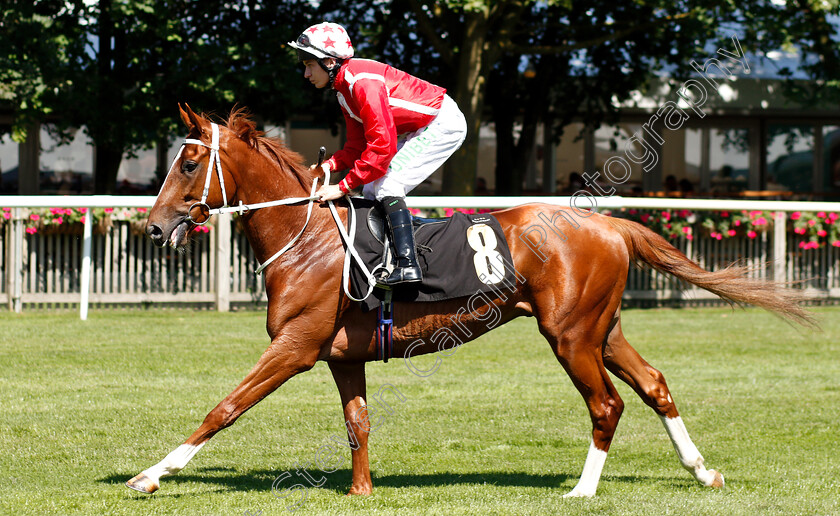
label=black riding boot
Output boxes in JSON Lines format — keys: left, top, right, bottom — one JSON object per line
{"left": 382, "top": 196, "right": 422, "bottom": 285}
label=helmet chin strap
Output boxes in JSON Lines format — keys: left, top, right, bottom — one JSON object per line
{"left": 319, "top": 58, "right": 343, "bottom": 88}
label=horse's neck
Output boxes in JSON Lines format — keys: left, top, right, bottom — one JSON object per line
{"left": 232, "top": 150, "right": 341, "bottom": 272}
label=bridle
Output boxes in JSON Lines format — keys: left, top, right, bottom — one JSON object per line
{"left": 168, "top": 122, "right": 378, "bottom": 300}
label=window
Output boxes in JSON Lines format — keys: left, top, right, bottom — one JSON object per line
{"left": 594, "top": 123, "right": 643, "bottom": 194}
{"left": 0, "top": 134, "right": 18, "bottom": 193}
{"left": 709, "top": 127, "right": 750, "bottom": 194}
{"left": 824, "top": 125, "right": 840, "bottom": 193}
{"left": 766, "top": 125, "right": 814, "bottom": 193}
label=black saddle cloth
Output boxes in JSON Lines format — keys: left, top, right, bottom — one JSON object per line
{"left": 348, "top": 199, "right": 517, "bottom": 312}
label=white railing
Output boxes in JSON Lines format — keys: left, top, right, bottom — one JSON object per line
{"left": 3, "top": 195, "right": 840, "bottom": 319}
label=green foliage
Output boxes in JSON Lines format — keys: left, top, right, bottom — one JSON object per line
{"left": 1, "top": 0, "right": 318, "bottom": 192}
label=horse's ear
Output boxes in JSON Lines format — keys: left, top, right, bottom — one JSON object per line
{"left": 178, "top": 103, "right": 204, "bottom": 133}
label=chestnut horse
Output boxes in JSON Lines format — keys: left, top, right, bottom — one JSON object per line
{"left": 128, "top": 105, "right": 812, "bottom": 499}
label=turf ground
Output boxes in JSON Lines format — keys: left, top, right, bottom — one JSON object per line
{"left": 0, "top": 306, "right": 838, "bottom": 515}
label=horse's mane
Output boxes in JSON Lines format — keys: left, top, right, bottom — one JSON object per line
{"left": 218, "top": 107, "right": 318, "bottom": 191}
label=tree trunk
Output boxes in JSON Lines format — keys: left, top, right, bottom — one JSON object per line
{"left": 94, "top": 145, "right": 122, "bottom": 194}
{"left": 493, "top": 101, "right": 517, "bottom": 195}
{"left": 442, "top": 11, "right": 489, "bottom": 196}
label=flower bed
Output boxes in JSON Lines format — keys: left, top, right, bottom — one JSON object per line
{"left": 407, "top": 206, "right": 840, "bottom": 250}
{"left": 0, "top": 207, "right": 212, "bottom": 236}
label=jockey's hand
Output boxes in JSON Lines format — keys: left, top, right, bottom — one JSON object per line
{"left": 316, "top": 184, "right": 346, "bottom": 202}
{"left": 309, "top": 162, "right": 331, "bottom": 176}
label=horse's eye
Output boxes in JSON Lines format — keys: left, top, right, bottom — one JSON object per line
{"left": 181, "top": 160, "right": 198, "bottom": 173}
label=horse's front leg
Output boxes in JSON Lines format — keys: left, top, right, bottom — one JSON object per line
{"left": 328, "top": 362, "right": 373, "bottom": 495}
{"left": 126, "top": 335, "right": 321, "bottom": 493}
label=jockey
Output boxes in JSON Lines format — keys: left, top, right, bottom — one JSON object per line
{"left": 289, "top": 22, "right": 467, "bottom": 285}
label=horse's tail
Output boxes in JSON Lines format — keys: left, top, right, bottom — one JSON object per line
{"left": 606, "top": 216, "right": 816, "bottom": 328}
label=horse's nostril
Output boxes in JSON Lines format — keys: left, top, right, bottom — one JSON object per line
{"left": 146, "top": 224, "right": 163, "bottom": 239}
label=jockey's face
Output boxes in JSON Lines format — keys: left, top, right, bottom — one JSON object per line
{"left": 302, "top": 58, "right": 335, "bottom": 89}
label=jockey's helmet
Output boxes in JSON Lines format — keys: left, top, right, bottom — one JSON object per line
{"left": 289, "top": 22, "right": 355, "bottom": 63}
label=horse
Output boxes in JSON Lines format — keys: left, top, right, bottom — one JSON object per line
{"left": 128, "top": 104, "right": 813, "bottom": 499}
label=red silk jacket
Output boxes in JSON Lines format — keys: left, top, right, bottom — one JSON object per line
{"left": 325, "top": 59, "right": 446, "bottom": 193}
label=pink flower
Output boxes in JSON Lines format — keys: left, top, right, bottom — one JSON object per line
{"left": 137, "top": 208, "right": 148, "bottom": 213}
{"left": 641, "top": 213, "right": 651, "bottom": 223}
{"left": 444, "top": 208, "right": 454, "bottom": 217}
{"left": 55, "top": 217, "right": 64, "bottom": 225}
{"left": 832, "top": 240, "right": 840, "bottom": 247}
{"left": 2, "top": 213, "right": 9, "bottom": 220}
{"left": 79, "top": 208, "right": 88, "bottom": 214}
{"left": 29, "top": 214, "right": 40, "bottom": 221}
{"left": 661, "top": 211, "right": 671, "bottom": 221}
{"left": 104, "top": 208, "right": 114, "bottom": 213}
{"left": 50, "top": 208, "right": 62, "bottom": 215}
{"left": 665, "top": 223, "right": 672, "bottom": 229}
{"left": 829, "top": 212, "right": 839, "bottom": 221}
{"left": 808, "top": 242, "right": 819, "bottom": 249}
{"left": 80, "top": 216, "right": 86, "bottom": 224}
{"left": 682, "top": 227, "right": 691, "bottom": 233}
{"left": 794, "top": 227, "right": 806, "bottom": 234}
{"left": 808, "top": 219, "right": 817, "bottom": 227}
{"left": 754, "top": 217, "right": 767, "bottom": 226}
{"left": 2, "top": 207, "right": 10, "bottom": 211}
{"left": 734, "top": 220, "right": 741, "bottom": 226}
{"left": 720, "top": 211, "right": 730, "bottom": 218}
{"left": 799, "top": 241, "right": 807, "bottom": 249}
{"left": 25, "top": 227, "right": 37, "bottom": 235}
{"left": 679, "top": 210, "right": 691, "bottom": 218}
{"left": 747, "top": 230, "right": 757, "bottom": 239}
{"left": 686, "top": 234, "right": 694, "bottom": 241}
{"left": 727, "top": 229, "right": 736, "bottom": 236}
{"left": 817, "top": 212, "right": 826, "bottom": 218}
{"left": 791, "top": 211, "right": 801, "bottom": 220}
{"left": 408, "top": 208, "right": 420, "bottom": 215}
{"left": 818, "top": 229, "right": 827, "bottom": 237}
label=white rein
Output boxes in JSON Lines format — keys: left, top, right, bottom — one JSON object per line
{"left": 173, "top": 122, "right": 378, "bottom": 301}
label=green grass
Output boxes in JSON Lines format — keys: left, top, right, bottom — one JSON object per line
{"left": 0, "top": 306, "right": 838, "bottom": 515}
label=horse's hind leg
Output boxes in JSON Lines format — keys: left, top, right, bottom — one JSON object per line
{"left": 539, "top": 313, "right": 625, "bottom": 498}
{"left": 603, "top": 320, "right": 724, "bottom": 488}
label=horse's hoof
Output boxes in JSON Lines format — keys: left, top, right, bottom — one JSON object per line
{"left": 563, "top": 488, "right": 595, "bottom": 498}
{"left": 126, "top": 473, "right": 159, "bottom": 494}
{"left": 346, "top": 485, "right": 372, "bottom": 496}
{"left": 708, "top": 470, "right": 725, "bottom": 488}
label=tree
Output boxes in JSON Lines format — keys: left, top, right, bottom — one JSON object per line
{"left": 1, "top": 0, "right": 317, "bottom": 193}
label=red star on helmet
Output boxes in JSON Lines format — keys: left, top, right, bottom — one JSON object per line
{"left": 322, "top": 25, "right": 334, "bottom": 33}
{"left": 307, "top": 27, "right": 319, "bottom": 34}
{"left": 323, "top": 36, "right": 336, "bottom": 48}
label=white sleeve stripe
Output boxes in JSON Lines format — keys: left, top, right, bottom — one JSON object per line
{"left": 340, "top": 71, "right": 440, "bottom": 119}
{"left": 388, "top": 97, "right": 440, "bottom": 116}
{"left": 336, "top": 92, "right": 363, "bottom": 123}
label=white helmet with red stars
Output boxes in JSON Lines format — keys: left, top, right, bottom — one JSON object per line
{"left": 289, "top": 22, "right": 354, "bottom": 61}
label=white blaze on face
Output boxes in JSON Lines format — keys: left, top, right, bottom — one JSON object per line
{"left": 158, "top": 146, "right": 185, "bottom": 196}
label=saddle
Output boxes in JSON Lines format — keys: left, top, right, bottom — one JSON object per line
{"left": 348, "top": 200, "right": 518, "bottom": 312}
{"left": 347, "top": 200, "right": 518, "bottom": 363}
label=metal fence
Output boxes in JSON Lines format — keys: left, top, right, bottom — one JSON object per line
{"left": 3, "top": 196, "right": 840, "bottom": 318}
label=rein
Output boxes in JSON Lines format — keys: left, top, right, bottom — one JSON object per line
{"left": 173, "top": 122, "right": 378, "bottom": 300}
